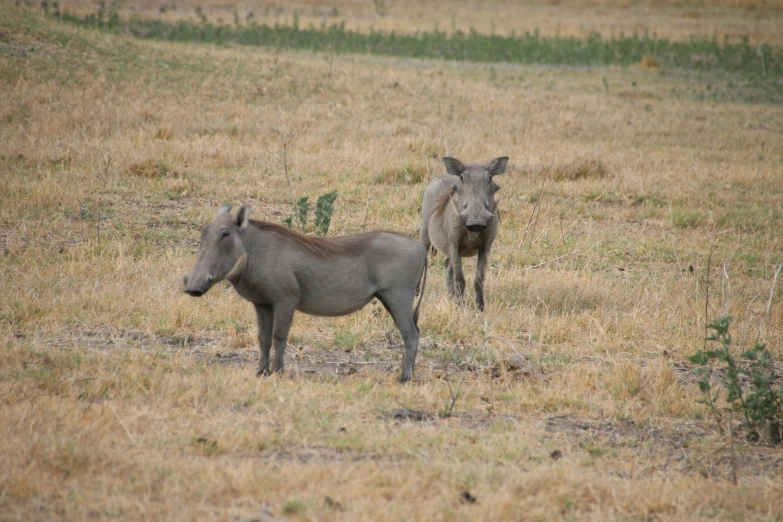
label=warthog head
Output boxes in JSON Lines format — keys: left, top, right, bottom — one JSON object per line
{"left": 443, "top": 156, "right": 509, "bottom": 232}
{"left": 183, "top": 204, "right": 251, "bottom": 297}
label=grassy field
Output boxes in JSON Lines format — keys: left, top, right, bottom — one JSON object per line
{"left": 2, "top": 2, "right": 783, "bottom": 520}
{"left": 53, "top": 9, "right": 783, "bottom": 100}
{"left": 59, "top": 0, "right": 783, "bottom": 46}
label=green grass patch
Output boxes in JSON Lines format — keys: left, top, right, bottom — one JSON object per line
{"left": 671, "top": 208, "right": 707, "bottom": 229}
{"left": 48, "top": 8, "right": 781, "bottom": 98}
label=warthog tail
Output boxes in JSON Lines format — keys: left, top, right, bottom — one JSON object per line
{"left": 413, "top": 250, "right": 428, "bottom": 326}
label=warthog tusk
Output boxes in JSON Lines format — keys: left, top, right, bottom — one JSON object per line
{"left": 448, "top": 191, "right": 460, "bottom": 214}
{"left": 226, "top": 253, "right": 247, "bottom": 281}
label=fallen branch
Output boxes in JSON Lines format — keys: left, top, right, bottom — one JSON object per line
{"left": 107, "top": 403, "right": 138, "bottom": 448}
{"left": 444, "top": 363, "right": 470, "bottom": 418}
{"left": 519, "top": 251, "right": 579, "bottom": 272}
{"left": 745, "top": 309, "right": 783, "bottom": 334}
{"left": 542, "top": 413, "right": 573, "bottom": 421}
{"left": 484, "top": 335, "right": 516, "bottom": 350}
{"left": 765, "top": 263, "right": 782, "bottom": 320}
{"left": 393, "top": 400, "right": 434, "bottom": 422}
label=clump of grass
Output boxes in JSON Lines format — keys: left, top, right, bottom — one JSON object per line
{"left": 671, "top": 208, "right": 706, "bottom": 229}
{"left": 154, "top": 125, "right": 174, "bottom": 140}
{"left": 637, "top": 55, "right": 661, "bottom": 70}
{"left": 376, "top": 163, "right": 428, "bottom": 185}
{"left": 551, "top": 158, "right": 608, "bottom": 181}
{"left": 126, "top": 159, "right": 171, "bottom": 178}
{"left": 282, "top": 498, "right": 308, "bottom": 515}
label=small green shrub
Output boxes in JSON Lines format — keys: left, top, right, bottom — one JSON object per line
{"left": 314, "top": 190, "right": 339, "bottom": 235}
{"left": 690, "top": 317, "right": 783, "bottom": 444}
{"left": 282, "top": 190, "right": 338, "bottom": 235}
{"left": 282, "top": 498, "right": 307, "bottom": 515}
{"left": 295, "top": 196, "right": 309, "bottom": 229}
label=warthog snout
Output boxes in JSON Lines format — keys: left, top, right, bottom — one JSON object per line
{"left": 184, "top": 288, "right": 204, "bottom": 297}
{"left": 183, "top": 204, "right": 246, "bottom": 299}
{"left": 460, "top": 206, "right": 494, "bottom": 233}
{"left": 183, "top": 274, "right": 214, "bottom": 297}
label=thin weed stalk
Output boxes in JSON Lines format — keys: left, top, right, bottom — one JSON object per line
{"left": 520, "top": 157, "right": 552, "bottom": 255}
{"left": 484, "top": 317, "right": 495, "bottom": 415}
{"left": 268, "top": 126, "right": 304, "bottom": 231}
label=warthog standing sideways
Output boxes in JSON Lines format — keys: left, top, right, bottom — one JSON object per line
{"left": 420, "top": 156, "right": 509, "bottom": 311}
{"left": 183, "top": 204, "right": 428, "bottom": 382}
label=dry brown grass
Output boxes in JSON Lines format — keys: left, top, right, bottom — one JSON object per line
{"left": 2, "top": 3, "right": 783, "bottom": 520}
{"left": 550, "top": 158, "right": 609, "bottom": 181}
{"left": 637, "top": 55, "right": 662, "bottom": 71}
{"left": 127, "top": 159, "right": 172, "bottom": 178}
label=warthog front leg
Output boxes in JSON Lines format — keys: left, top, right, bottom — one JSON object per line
{"left": 444, "top": 257, "right": 455, "bottom": 296}
{"left": 447, "top": 245, "right": 466, "bottom": 306}
{"left": 271, "top": 303, "right": 296, "bottom": 373}
{"left": 474, "top": 245, "right": 491, "bottom": 312}
{"left": 254, "top": 304, "right": 273, "bottom": 376}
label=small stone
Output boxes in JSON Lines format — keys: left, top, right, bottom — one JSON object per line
{"left": 459, "top": 491, "right": 477, "bottom": 504}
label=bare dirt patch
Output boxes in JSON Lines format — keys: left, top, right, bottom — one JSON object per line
{"left": 256, "top": 444, "right": 389, "bottom": 465}
{"left": 45, "top": 326, "right": 219, "bottom": 351}
{"left": 542, "top": 415, "right": 783, "bottom": 480}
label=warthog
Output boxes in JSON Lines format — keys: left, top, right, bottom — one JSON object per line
{"left": 183, "top": 204, "right": 427, "bottom": 382}
{"left": 420, "top": 156, "right": 509, "bottom": 311}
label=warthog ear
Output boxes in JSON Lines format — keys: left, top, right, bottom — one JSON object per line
{"left": 442, "top": 157, "right": 466, "bottom": 178}
{"left": 487, "top": 157, "right": 509, "bottom": 177}
{"left": 235, "top": 204, "right": 251, "bottom": 229}
{"left": 215, "top": 204, "right": 232, "bottom": 217}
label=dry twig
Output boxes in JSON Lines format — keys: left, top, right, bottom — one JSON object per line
{"left": 519, "top": 157, "right": 553, "bottom": 253}
{"left": 728, "top": 413, "right": 738, "bottom": 486}
{"left": 519, "top": 251, "right": 579, "bottom": 272}
{"left": 107, "top": 403, "right": 138, "bottom": 448}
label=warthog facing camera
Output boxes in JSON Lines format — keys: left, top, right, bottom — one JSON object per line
{"left": 183, "top": 205, "right": 427, "bottom": 382}
{"left": 420, "top": 156, "right": 509, "bottom": 311}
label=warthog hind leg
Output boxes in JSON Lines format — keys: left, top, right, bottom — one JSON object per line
{"left": 375, "top": 290, "right": 420, "bottom": 383}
